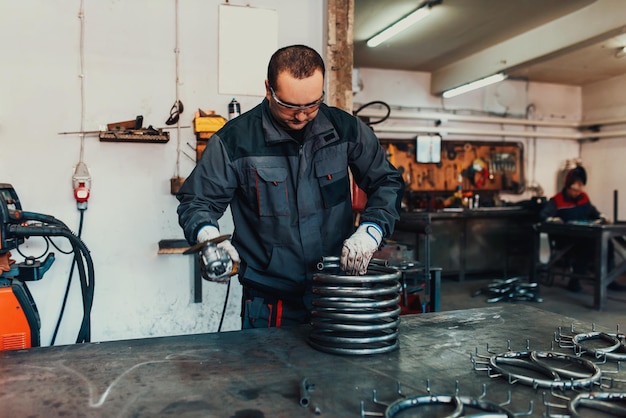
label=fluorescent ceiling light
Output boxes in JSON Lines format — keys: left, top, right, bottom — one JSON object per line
{"left": 442, "top": 73, "right": 508, "bottom": 98}
{"left": 367, "top": 7, "right": 431, "bottom": 48}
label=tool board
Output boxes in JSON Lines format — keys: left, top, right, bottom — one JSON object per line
{"left": 386, "top": 140, "right": 524, "bottom": 193}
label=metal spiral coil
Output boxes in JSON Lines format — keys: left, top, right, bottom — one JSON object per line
{"left": 309, "top": 257, "right": 402, "bottom": 355}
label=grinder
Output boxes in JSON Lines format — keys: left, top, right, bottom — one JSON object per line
{"left": 183, "top": 235, "right": 238, "bottom": 282}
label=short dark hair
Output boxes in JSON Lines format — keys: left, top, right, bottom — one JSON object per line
{"left": 267, "top": 45, "right": 325, "bottom": 89}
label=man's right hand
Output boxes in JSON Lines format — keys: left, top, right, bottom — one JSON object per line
{"left": 197, "top": 225, "right": 240, "bottom": 282}
{"left": 197, "top": 225, "right": 240, "bottom": 263}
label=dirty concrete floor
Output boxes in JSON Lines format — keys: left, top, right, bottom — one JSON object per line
{"left": 439, "top": 273, "right": 626, "bottom": 331}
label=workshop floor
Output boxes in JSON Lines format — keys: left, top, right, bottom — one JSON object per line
{"left": 439, "top": 274, "right": 626, "bottom": 330}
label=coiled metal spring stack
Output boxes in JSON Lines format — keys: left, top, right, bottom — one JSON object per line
{"left": 308, "top": 257, "right": 402, "bottom": 355}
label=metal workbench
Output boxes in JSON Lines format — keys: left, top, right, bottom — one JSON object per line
{"left": 0, "top": 305, "right": 621, "bottom": 417}
{"left": 531, "top": 221, "right": 626, "bottom": 310}
{"left": 394, "top": 207, "right": 538, "bottom": 281}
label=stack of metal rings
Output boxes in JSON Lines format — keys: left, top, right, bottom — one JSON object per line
{"left": 308, "top": 257, "right": 402, "bottom": 355}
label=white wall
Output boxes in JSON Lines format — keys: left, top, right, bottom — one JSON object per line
{"left": 0, "top": 0, "right": 324, "bottom": 346}
{"left": 582, "top": 73, "right": 626, "bottom": 220}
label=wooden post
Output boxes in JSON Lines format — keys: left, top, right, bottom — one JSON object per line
{"left": 326, "top": 0, "right": 354, "bottom": 113}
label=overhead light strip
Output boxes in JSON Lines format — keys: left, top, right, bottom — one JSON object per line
{"left": 367, "top": 4, "right": 432, "bottom": 48}
{"left": 442, "top": 73, "right": 507, "bottom": 98}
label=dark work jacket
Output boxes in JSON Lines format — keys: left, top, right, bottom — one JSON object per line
{"left": 176, "top": 100, "right": 404, "bottom": 295}
{"left": 539, "top": 189, "right": 601, "bottom": 222}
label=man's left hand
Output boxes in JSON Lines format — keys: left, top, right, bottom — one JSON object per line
{"left": 341, "top": 222, "right": 383, "bottom": 275}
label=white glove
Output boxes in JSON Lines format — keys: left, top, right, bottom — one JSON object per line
{"left": 197, "top": 225, "right": 240, "bottom": 282}
{"left": 340, "top": 222, "right": 383, "bottom": 275}
{"left": 546, "top": 217, "right": 563, "bottom": 223}
{"left": 197, "top": 225, "right": 240, "bottom": 263}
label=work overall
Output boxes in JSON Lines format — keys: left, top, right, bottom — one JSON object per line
{"left": 241, "top": 285, "right": 310, "bottom": 329}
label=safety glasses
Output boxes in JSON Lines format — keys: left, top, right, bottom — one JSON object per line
{"left": 269, "top": 86, "right": 324, "bottom": 113}
{"left": 165, "top": 100, "right": 184, "bottom": 125}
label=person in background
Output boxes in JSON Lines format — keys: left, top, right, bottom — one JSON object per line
{"left": 177, "top": 45, "right": 404, "bottom": 329}
{"left": 539, "top": 166, "right": 625, "bottom": 292}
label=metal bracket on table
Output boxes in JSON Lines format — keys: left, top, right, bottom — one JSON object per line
{"left": 359, "top": 380, "right": 530, "bottom": 418}
{"left": 472, "top": 276, "right": 542, "bottom": 303}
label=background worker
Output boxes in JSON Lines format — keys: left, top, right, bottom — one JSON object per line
{"left": 540, "top": 165, "right": 625, "bottom": 292}
{"left": 177, "top": 45, "right": 404, "bottom": 329}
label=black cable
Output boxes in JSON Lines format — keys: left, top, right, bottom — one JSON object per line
{"left": 50, "top": 252, "right": 77, "bottom": 345}
{"left": 21, "top": 211, "right": 69, "bottom": 228}
{"left": 46, "top": 235, "right": 76, "bottom": 255}
{"left": 353, "top": 100, "right": 391, "bottom": 125}
{"left": 9, "top": 221, "right": 94, "bottom": 344}
{"left": 218, "top": 280, "right": 231, "bottom": 332}
{"left": 50, "top": 209, "right": 85, "bottom": 345}
{"left": 15, "top": 235, "right": 50, "bottom": 259}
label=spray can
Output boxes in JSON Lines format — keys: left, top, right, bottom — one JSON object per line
{"left": 228, "top": 98, "right": 241, "bottom": 120}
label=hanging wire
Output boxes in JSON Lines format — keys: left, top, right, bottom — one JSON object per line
{"left": 78, "top": 0, "right": 86, "bottom": 163}
{"left": 353, "top": 100, "right": 391, "bottom": 125}
{"left": 174, "top": 0, "right": 182, "bottom": 179}
{"left": 51, "top": 209, "right": 86, "bottom": 345}
{"left": 48, "top": 0, "right": 92, "bottom": 346}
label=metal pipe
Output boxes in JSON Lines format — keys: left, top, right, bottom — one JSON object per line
{"left": 356, "top": 108, "right": 580, "bottom": 128}
{"left": 373, "top": 125, "right": 581, "bottom": 140}
{"left": 299, "top": 378, "right": 312, "bottom": 407}
{"left": 356, "top": 104, "right": 626, "bottom": 142}
{"left": 357, "top": 108, "right": 626, "bottom": 129}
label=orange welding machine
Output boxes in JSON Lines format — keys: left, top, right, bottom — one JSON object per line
{"left": 0, "top": 183, "right": 94, "bottom": 350}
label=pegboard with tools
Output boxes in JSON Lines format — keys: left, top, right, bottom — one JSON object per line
{"left": 387, "top": 141, "right": 524, "bottom": 193}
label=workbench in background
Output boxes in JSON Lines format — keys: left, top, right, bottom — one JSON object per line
{"left": 532, "top": 221, "right": 626, "bottom": 310}
{"left": 394, "top": 207, "right": 539, "bottom": 281}
{"left": 0, "top": 305, "right": 614, "bottom": 417}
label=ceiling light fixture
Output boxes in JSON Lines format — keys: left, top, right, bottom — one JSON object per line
{"left": 442, "top": 73, "right": 508, "bottom": 98}
{"left": 366, "top": 1, "right": 439, "bottom": 48}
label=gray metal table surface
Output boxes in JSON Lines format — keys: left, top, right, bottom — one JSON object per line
{"left": 0, "top": 305, "right": 621, "bottom": 417}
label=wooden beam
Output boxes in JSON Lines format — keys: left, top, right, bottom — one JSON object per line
{"left": 326, "top": 0, "right": 354, "bottom": 113}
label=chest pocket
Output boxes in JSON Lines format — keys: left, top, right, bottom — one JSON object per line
{"left": 315, "top": 159, "right": 349, "bottom": 209}
{"left": 255, "top": 167, "right": 289, "bottom": 217}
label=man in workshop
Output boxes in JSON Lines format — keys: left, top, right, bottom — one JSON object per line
{"left": 540, "top": 166, "right": 626, "bottom": 292}
{"left": 177, "top": 44, "right": 404, "bottom": 329}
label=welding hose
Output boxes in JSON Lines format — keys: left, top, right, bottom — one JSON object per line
{"left": 49, "top": 209, "right": 86, "bottom": 345}
{"left": 21, "top": 211, "right": 69, "bottom": 227}
{"left": 52, "top": 247, "right": 85, "bottom": 343}
{"left": 8, "top": 223, "right": 95, "bottom": 343}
